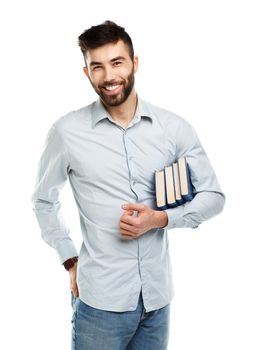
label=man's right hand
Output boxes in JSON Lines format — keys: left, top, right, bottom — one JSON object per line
{"left": 69, "top": 262, "right": 79, "bottom": 297}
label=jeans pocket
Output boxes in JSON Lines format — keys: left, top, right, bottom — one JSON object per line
{"left": 71, "top": 292, "right": 78, "bottom": 324}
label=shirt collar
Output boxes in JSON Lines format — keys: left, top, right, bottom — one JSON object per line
{"left": 91, "top": 96, "right": 153, "bottom": 128}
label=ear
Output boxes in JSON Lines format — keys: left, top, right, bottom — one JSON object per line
{"left": 83, "top": 67, "right": 89, "bottom": 77}
{"left": 133, "top": 55, "right": 139, "bottom": 74}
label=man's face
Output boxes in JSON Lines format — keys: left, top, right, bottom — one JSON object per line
{"left": 84, "top": 40, "right": 138, "bottom": 107}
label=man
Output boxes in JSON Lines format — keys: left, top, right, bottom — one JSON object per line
{"left": 32, "top": 21, "right": 225, "bottom": 350}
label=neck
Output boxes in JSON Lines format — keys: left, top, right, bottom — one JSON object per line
{"left": 102, "top": 89, "right": 138, "bottom": 128}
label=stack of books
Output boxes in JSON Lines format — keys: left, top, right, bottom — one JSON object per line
{"left": 155, "top": 157, "right": 194, "bottom": 210}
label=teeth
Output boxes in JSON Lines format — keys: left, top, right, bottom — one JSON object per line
{"left": 105, "top": 85, "right": 120, "bottom": 91}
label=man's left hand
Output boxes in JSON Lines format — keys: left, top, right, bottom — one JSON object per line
{"left": 119, "top": 203, "right": 168, "bottom": 240}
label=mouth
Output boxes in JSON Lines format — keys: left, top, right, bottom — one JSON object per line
{"left": 102, "top": 83, "right": 123, "bottom": 96}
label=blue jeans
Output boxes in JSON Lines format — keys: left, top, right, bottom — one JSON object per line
{"left": 71, "top": 291, "right": 170, "bottom": 350}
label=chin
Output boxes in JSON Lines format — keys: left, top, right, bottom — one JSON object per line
{"left": 103, "top": 94, "right": 126, "bottom": 107}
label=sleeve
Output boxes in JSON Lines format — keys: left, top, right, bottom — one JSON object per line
{"left": 164, "top": 119, "right": 225, "bottom": 230}
{"left": 31, "top": 124, "right": 78, "bottom": 263}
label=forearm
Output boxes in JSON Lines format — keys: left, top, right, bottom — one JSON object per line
{"left": 164, "top": 191, "right": 225, "bottom": 230}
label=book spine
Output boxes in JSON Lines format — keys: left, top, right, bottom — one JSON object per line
{"left": 158, "top": 204, "right": 169, "bottom": 210}
{"left": 182, "top": 159, "right": 194, "bottom": 202}
{"left": 155, "top": 157, "right": 195, "bottom": 210}
{"left": 155, "top": 170, "right": 168, "bottom": 210}
{"left": 173, "top": 161, "right": 185, "bottom": 205}
{"left": 164, "top": 165, "right": 178, "bottom": 208}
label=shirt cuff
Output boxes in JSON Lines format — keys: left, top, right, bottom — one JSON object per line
{"left": 55, "top": 239, "right": 79, "bottom": 264}
{"left": 164, "top": 205, "right": 185, "bottom": 229}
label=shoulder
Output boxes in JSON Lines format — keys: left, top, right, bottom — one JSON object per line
{"left": 53, "top": 102, "right": 94, "bottom": 135}
{"left": 140, "top": 98, "right": 192, "bottom": 129}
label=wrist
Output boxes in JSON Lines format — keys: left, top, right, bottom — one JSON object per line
{"left": 153, "top": 210, "right": 168, "bottom": 228}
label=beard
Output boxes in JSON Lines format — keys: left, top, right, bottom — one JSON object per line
{"left": 90, "top": 66, "right": 135, "bottom": 107}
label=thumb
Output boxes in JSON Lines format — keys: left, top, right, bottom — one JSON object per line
{"left": 121, "top": 203, "right": 146, "bottom": 212}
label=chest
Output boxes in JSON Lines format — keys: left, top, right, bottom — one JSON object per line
{"left": 66, "top": 122, "right": 176, "bottom": 184}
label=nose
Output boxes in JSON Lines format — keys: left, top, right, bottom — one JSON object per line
{"left": 103, "top": 66, "right": 115, "bottom": 83}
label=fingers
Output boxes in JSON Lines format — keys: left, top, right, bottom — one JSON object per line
{"left": 124, "top": 210, "right": 134, "bottom": 216}
{"left": 119, "top": 221, "right": 138, "bottom": 234}
{"left": 120, "top": 230, "right": 137, "bottom": 240}
{"left": 120, "top": 215, "right": 135, "bottom": 226}
{"left": 121, "top": 234, "right": 135, "bottom": 240}
{"left": 120, "top": 208, "right": 138, "bottom": 224}
{"left": 71, "top": 281, "right": 79, "bottom": 298}
{"left": 119, "top": 219, "right": 141, "bottom": 240}
{"left": 120, "top": 213, "right": 141, "bottom": 226}
{"left": 119, "top": 203, "right": 147, "bottom": 239}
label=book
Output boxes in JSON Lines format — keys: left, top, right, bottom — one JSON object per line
{"left": 155, "top": 157, "right": 194, "bottom": 210}
{"left": 155, "top": 169, "right": 167, "bottom": 210}
{"left": 177, "top": 157, "right": 194, "bottom": 202}
{"left": 172, "top": 161, "right": 185, "bottom": 205}
{"left": 164, "top": 165, "right": 177, "bottom": 208}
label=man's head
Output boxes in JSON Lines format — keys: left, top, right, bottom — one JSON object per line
{"left": 78, "top": 21, "right": 138, "bottom": 107}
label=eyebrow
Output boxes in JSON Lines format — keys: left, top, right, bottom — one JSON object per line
{"left": 111, "top": 56, "right": 126, "bottom": 63}
{"left": 89, "top": 56, "right": 126, "bottom": 67}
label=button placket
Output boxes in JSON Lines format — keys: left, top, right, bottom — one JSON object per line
{"left": 123, "top": 131, "right": 138, "bottom": 194}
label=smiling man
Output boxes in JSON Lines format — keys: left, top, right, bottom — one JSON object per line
{"left": 84, "top": 41, "right": 136, "bottom": 108}
{"left": 32, "top": 21, "right": 225, "bottom": 350}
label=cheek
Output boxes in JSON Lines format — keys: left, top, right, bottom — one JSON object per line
{"left": 89, "top": 73, "right": 102, "bottom": 87}
{"left": 120, "top": 66, "right": 132, "bottom": 77}
{"left": 109, "top": 69, "right": 131, "bottom": 84}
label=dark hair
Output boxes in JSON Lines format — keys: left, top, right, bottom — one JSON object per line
{"left": 78, "top": 20, "right": 134, "bottom": 62}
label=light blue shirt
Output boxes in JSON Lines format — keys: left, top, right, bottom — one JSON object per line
{"left": 32, "top": 97, "right": 225, "bottom": 312}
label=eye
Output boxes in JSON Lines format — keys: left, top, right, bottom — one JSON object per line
{"left": 113, "top": 61, "right": 122, "bottom": 67}
{"left": 92, "top": 65, "right": 102, "bottom": 71}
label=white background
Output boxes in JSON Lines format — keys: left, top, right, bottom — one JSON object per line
{"left": 0, "top": 0, "right": 252, "bottom": 349}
